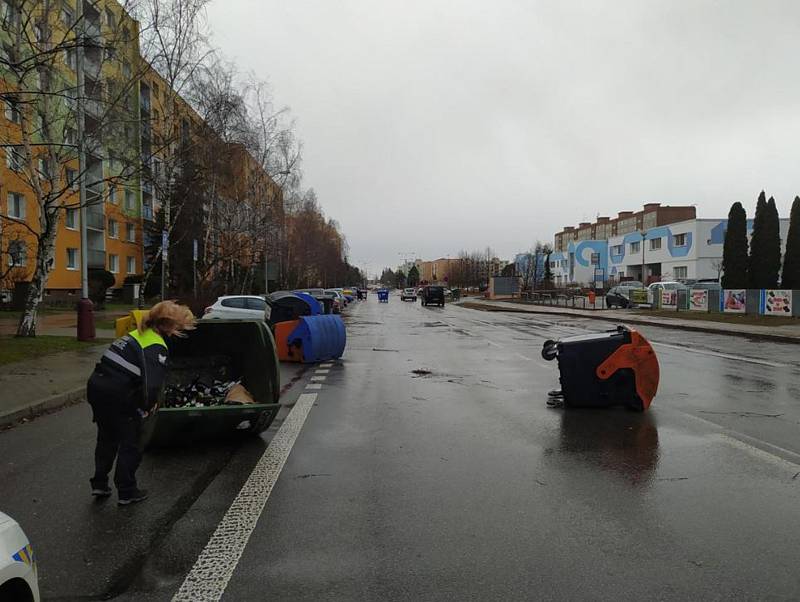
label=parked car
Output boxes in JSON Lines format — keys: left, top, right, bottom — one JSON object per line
{"left": 605, "top": 285, "right": 640, "bottom": 309}
{"left": 401, "top": 287, "right": 417, "bottom": 302}
{"left": 0, "top": 512, "right": 40, "bottom": 602}
{"left": 421, "top": 285, "right": 445, "bottom": 307}
{"left": 647, "top": 281, "right": 688, "bottom": 305}
{"left": 325, "top": 289, "right": 348, "bottom": 308}
{"left": 203, "top": 295, "right": 268, "bottom": 320}
{"left": 688, "top": 281, "right": 722, "bottom": 291}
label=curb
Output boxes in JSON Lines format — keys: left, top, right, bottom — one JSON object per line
{"left": 458, "top": 301, "right": 800, "bottom": 344}
{"left": 0, "top": 386, "right": 86, "bottom": 429}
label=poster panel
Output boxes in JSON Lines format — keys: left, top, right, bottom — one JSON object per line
{"left": 689, "top": 289, "right": 708, "bottom": 311}
{"left": 763, "top": 289, "right": 792, "bottom": 315}
{"left": 722, "top": 289, "right": 746, "bottom": 313}
{"left": 661, "top": 290, "right": 677, "bottom": 308}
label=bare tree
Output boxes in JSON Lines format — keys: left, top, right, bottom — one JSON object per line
{"left": 1, "top": 0, "right": 148, "bottom": 335}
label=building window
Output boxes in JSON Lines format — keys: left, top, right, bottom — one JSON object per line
{"left": 8, "top": 240, "right": 26, "bottom": 266}
{"left": 673, "top": 233, "right": 687, "bottom": 247}
{"left": 126, "top": 223, "right": 135, "bottom": 242}
{"left": 105, "top": 8, "right": 115, "bottom": 29}
{"left": 4, "top": 98, "right": 20, "bottom": 124}
{"left": 674, "top": 266, "right": 688, "bottom": 279}
{"left": 649, "top": 237, "right": 662, "bottom": 251}
{"left": 122, "top": 60, "right": 131, "bottom": 79}
{"left": 126, "top": 256, "right": 136, "bottom": 274}
{"left": 108, "top": 184, "right": 117, "bottom": 204}
{"left": 611, "top": 244, "right": 623, "bottom": 255}
{"left": 630, "top": 241, "right": 640, "bottom": 254}
{"left": 5, "top": 147, "right": 23, "bottom": 171}
{"left": 66, "top": 167, "right": 78, "bottom": 190}
{"left": 65, "top": 208, "right": 78, "bottom": 229}
{"left": 7, "top": 192, "right": 25, "bottom": 219}
{"left": 64, "top": 48, "right": 76, "bottom": 70}
{"left": 108, "top": 218, "right": 118, "bottom": 238}
{"left": 66, "top": 247, "right": 79, "bottom": 270}
{"left": 38, "top": 158, "right": 50, "bottom": 178}
{"left": 64, "top": 127, "right": 77, "bottom": 146}
{"left": 124, "top": 189, "right": 135, "bottom": 210}
{"left": 61, "top": 5, "right": 74, "bottom": 27}
{"left": 108, "top": 254, "right": 119, "bottom": 273}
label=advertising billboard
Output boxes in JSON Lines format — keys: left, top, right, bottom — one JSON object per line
{"left": 689, "top": 289, "right": 708, "bottom": 311}
{"left": 763, "top": 289, "right": 792, "bottom": 315}
{"left": 722, "top": 289, "right": 746, "bottom": 313}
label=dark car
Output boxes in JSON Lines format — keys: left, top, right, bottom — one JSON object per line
{"left": 605, "top": 285, "right": 645, "bottom": 308}
{"left": 421, "top": 285, "right": 445, "bottom": 307}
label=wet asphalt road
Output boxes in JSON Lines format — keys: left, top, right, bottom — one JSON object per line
{"left": 3, "top": 295, "right": 800, "bottom": 600}
{"left": 224, "top": 294, "right": 800, "bottom": 600}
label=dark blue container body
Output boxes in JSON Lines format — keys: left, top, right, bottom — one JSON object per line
{"left": 287, "top": 314, "right": 346, "bottom": 362}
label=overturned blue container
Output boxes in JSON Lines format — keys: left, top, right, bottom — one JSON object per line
{"left": 286, "top": 314, "right": 346, "bottom": 363}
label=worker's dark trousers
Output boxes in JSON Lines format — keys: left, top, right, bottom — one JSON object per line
{"left": 87, "top": 373, "right": 142, "bottom": 496}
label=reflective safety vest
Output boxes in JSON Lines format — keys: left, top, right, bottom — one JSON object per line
{"left": 96, "top": 328, "right": 169, "bottom": 409}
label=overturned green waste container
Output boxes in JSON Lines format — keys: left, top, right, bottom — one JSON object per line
{"left": 141, "top": 319, "right": 281, "bottom": 448}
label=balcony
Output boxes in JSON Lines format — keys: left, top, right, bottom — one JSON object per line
{"left": 143, "top": 204, "right": 154, "bottom": 221}
{"left": 86, "top": 211, "right": 105, "bottom": 231}
{"left": 88, "top": 250, "right": 106, "bottom": 269}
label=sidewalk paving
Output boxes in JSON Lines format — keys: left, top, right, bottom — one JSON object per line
{"left": 0, "top": 344, "right": 107, "bottom": 427}
{"left": 0, "top": 341, "right": 309, "bottom": 428}
{"left": 459, "top": 299, "right": 800, "bottom": 343}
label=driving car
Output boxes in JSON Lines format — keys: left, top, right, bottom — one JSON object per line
{"left": 203, "top": 295, "right": 268, "bottom": 320}
{"left": 401, "top": 287, "right": 417, "bottom": 302}
{"left": 421, "top": 285, "right": 445, "bottom": 307}
{"left": 0, "top": 512, "right": 40, "bottom": 602}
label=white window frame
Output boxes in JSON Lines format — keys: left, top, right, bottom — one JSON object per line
{"left": 108, "top": 254, "right": 119, "bottom": 273}
{"left": 108, "top": 218, "right": 118, "bottom": 238}
{"left": 126, "top": 222, "right": 135, "bottom": 242}
{"left": 108, "top": 184, "right": 117, "bottom": 204}
{"left": 64, "top": 48, "right": 77, "bottom": 71}
{"left": 124, "top": 189, "right": 135, "bottom": 210}
{"left": 673, "top": 233, "right": 687, "bottom": 247}
{"left": 65, "top": 208, "right": 78, "bottom": 229}
{"left": 673, "top": 266, "right": 688, "bottom": 279}
{"left": 649, "top": 237, "right": 662, "bottom": 251}
{"left": 630, "top": 241, "right": 640, "bottom": 254}
{"left": 126, "top": 255, "right": 135, "bottom": 274}
{"left": 66, "top": 247, "right": 79, "bottom": 270}
{"left": 7, "top": 192, "right": 25, "bottom": 220}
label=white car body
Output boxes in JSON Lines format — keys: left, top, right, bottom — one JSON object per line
{"left": 203, "top": 295, "right": 268, "bottom": 321}
{"left": 0, "top": 512, "right": 40, "bottom": 602}
{"left": 325, "top": 289, "right": 348, "bottom": 307}
{"left": 647, "top": 281, "right": 687, "bottom": 304}
{"left": 401, "top": 288, "right": 417, "bottom": 301}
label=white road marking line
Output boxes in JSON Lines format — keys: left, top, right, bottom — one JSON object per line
{"left": 305, "top": 383, "right": 322, "bottom": 390}
{"left": 172, "top": 393, "right": 318, "bottom": 602}
{"left": 310, "top": 375, "right": 327, "bottom": 382}
{"left": 320, "top": 363, "right": 333, "bottom": 368}
{"left": 315, "top": 369, "right": 330, "bottom": 374}
{"left": 487, "top": 340, "right": 502, "bottom": 348}
{"left": 651, "top": 342, "right": 788, "bottom": 368}
{"left": 717, "top": 434, "right": 800, "bottom": 471}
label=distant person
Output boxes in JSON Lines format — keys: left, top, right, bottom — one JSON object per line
{"left": 87, "top": 301, "right": 195, "bottom": 505}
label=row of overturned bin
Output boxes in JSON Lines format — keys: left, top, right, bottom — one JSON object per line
{"left": 113, "top": 294, "right": 345, "bottom": 447}
{"left": 267, "top": 291, "right": 347, "bottom": 363}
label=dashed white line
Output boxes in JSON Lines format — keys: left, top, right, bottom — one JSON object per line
{"left": 172, "top": 392, "right": 318, "bottom": 601}
{"left": 487, "top": 340, "right": 502, "bottom": 348}
{"left": 305, "top": 383, "right": 322, "bottom": 390}
{"left": 310, "top": 375, "right": 327, "bottom": 382}
{"left": 320, "top": 363, "right": 333, "bottom": 368}
{"left": 315, "top": 369, "right": 330, "bottom": 374}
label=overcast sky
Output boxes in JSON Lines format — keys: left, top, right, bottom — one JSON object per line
{"left": 206, "top": 0, "right": 800, "bottom": 275}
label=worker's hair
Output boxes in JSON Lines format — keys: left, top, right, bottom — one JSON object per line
{"left": 140, "top": 300, "right": 196, "bottom": 337}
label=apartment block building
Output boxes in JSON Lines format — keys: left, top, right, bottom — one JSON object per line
{"left": 549, "top": 203, "right": 790, "bottom": 286}
{"left": 1, "top": 0, "right": 280, "bottom": 301}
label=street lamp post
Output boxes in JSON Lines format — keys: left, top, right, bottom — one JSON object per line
{"left": 640, "top": 229, "right": 646, "bottom": 285}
